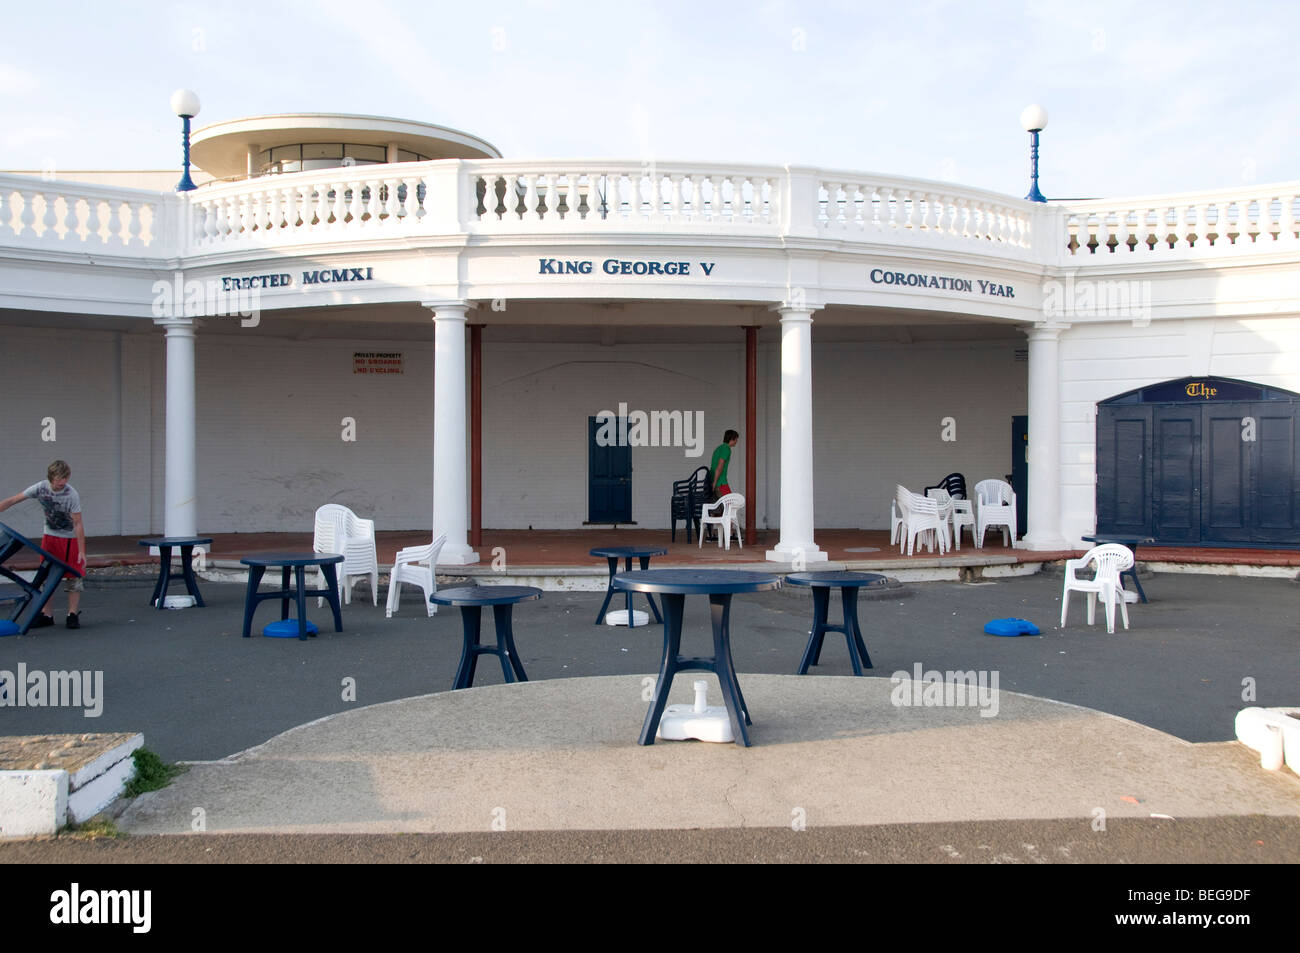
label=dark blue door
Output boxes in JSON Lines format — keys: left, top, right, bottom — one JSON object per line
{"left": 1152, "top": 407, "right": 1200, "bottom": 542}
{"left": 588, "top": 417, "right": 632, "bottom": 523}
{"left": 1097, "top": 406, "right": 1152, "bottom": 536}
{"left": 1011, "top": 416, "right": 1028, "bottom": 535}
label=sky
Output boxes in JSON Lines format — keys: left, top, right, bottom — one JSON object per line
{"left": 1, "top": 0, "right": 1295, "bottom": 200}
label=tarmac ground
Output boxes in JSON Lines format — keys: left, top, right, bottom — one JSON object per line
{"left": 2, "top": 568, "right": 1298, "bottom": 864}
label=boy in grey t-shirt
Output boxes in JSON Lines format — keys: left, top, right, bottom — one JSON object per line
{"left": 0, "top": 459, "right": 86, "bottom": 628}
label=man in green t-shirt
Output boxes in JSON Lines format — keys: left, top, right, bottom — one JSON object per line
{"left": 704, "top": 430, "right": 739, "bottom": 542}
{"left": 710, "top": 430, "right": 739, "bottom": 497}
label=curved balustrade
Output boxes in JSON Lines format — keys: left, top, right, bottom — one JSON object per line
{"left": 817, "top": 175, "right": 1034, "bottom": 254}
{"left": 1062, "top": 185, "right": 1300, "bottom": 257}
{"left": 0, "top": 175, "right": 166, "bottom": 249}
{"left": 466, "top": 160, "right": 779, "bottom": 227}
{"left": 4, "top": 166, "right": 1300, "bottom": 273}
{"left": 187, "top": 165, "right": 433, "bottom": 247}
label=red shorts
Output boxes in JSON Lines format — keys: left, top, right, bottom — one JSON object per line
{"left": 716, "top": 484, "right": 732, "bottom": 496}
{"left": 41, "top": 535, "right": 82, "bottom": 582}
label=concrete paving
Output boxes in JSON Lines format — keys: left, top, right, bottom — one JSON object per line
{"left": 2, "top": 569, "right": 1297, "bottom": 848}
{"left": 115, "top": 673, "right": 1300, "bottom": 835}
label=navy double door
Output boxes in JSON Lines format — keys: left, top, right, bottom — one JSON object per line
{"left": 1097, "top": 402, "right": 1300, "bottom": 545}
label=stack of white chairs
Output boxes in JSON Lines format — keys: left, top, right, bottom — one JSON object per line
{"left": 973, "top": 479, "right": 1017, "bottom": 549}
{"left": 699, "top": 493, "right": 745, "bottom": 549}
{"left": 895, "top": 485, "right": 950, "bottom": 556}
{"left": 1060, "top": 543, "right": 1134, "bottom": 634}
{"left": 385, "top": 533, "right": 447, "bottom": 618}
{"left": 313, "top": 503, "right": 379, "bottom": 606}
{"left": 926, "top": 486, "right": 976, "bottom": 550}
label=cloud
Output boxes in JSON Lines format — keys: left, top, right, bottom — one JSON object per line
{"left": 0, "top": 64, "right": 39, "bottom": 95}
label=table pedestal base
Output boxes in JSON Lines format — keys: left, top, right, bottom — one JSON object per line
{"left": 798, "top": 587, "right": 874, "bottom": 676}
{"left": 453, "top": 604, "right": 529, "bottom": 690}
{"left": 640, "top": 593, "right": 752, "bottom": 747}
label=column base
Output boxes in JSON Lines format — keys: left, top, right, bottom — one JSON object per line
{"left": 1018, "top": 532, "right": 1069, "bottom": 552}
{"left": 765, "top": 544, "right": 828, "bottom": 565}
{"left": 436, "top": 544, "right": 481, "bottom": 566}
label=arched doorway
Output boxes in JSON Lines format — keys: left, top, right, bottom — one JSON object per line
{"left": 1096, "top": 377, "right": 1300, "bottom": 546}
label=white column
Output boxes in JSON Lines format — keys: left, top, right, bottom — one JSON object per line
{"left": 766, "top": 306, "right": 827, "bottom": 564}
{"left": 157, "top": 318, "right": 197, "bottom": 537}
{"left": 425, "top": 301, "right": 479, "bottom": 565}
{"left": 1020, "top": 323, "right": 1069, "bottom": 550}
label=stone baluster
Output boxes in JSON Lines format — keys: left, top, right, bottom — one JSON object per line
{"left": 522, "top": 174, "right": 538, "bottom": 219}
{"left": 41, "top": 192, "right": 58, "bottom": 237}
{"left": 582, "top": 172, "right": 600, "bottom": 220}
{"left": 1280, "top": 194, "right": 1296, "bottom": 242}
{"left": 335, "top": 179, "right": 351, "bottom": 223}
{"left": 62, "top": 195, "right": 81, "bottom": 240}
{"left": 734, "top": 176, "right": 750, "bottom": 220}
{"left": 1191, "top": 203, "right": 1208, "bottom": 246}
{"left": 265, "top": 188, "right": 281, "bottom": 231}
{"left": 0, "top": 186, "right": 10, "bottom": 238}
{"left": 309, "top": 185, "right": 326, "bottom": 227}
{"left": 1256, "top": 194, "right": 1274, "bottom": 242}
{"left": 18, "top": 189, "right": 37, "bottom": 238}
{"left": 378, "top": 177, "right": 397, "bottom": 222}
{"left": 348, "top": 180, "right": 364, "bottom": 225}
{"left": 365, "top": 178, "right": 381, "bottom": 224}
{"left": 1094, "top": 210, "right": 1110, "bottom": 252}
{"left": 210, "top": 198, "right": 227, "bottom": 242}
{"left": 1171, "top": 204, "right": 1189, "bottom": 249}
{"left": 1112, "top": 206, "right": 1130, "bottom": 252}
{"left": 234, "top": 192, "right": 249, "bottom": 236}
{"left": 407, "top": 175, "right": 426, "bottom": 221}
{"left": 668, "top": 173, "right": 684, "bottom": 220}
{"left": 128, "top": 201, "right": 145, "bottom": 246}
{"left": 1155, "top": 206, "right": 1171, "bottom": 249}
{"left": 107, "top": 199, "right": 125, "bottom": 246}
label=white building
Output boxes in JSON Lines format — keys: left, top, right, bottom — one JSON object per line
{"left": 2, "top": 111, "right": 1297, "bottom": 563}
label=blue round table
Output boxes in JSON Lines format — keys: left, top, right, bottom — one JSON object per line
{"left": 0, "top": 521, "right": 83, "bottom": 635}
{"left": 139, "top": 536, "right": 213, "bottom": 609}
{"left": 430, "top": 586, "right": 542, "bottom": 689}
{"left": 786, "top": 571, "right": 887, "bottom": 676}
{"left": 240, "top": 553, "right": 344, "bottom": 641}
{"left": 613, "top": 569, "right": 780, "bottom": 746}
{"left": 590, "top": 545, "right": 668, "bottom": 627}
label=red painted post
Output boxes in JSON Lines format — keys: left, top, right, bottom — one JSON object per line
{"left": 470, "top": 323, "right": 482, "bottom": 547}
{"left": 746, "top": 325, "right": 757, "bottom": 543}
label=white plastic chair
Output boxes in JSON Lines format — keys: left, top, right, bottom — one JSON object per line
{"left": 1060, "top": 543, "right": 1134, "bottom": 634}
{"left": 385, "top": 533, "right": 446, "bottom": 618}
{"left": 890, "top": 500, "right": 904, "bottom": 545}
{"left": 313, "top": 503, "right": 379, "bottom": 606}
{"left": 973, "top": 479, "right": 1017, "bottom": 549}
{"left": 699, "top": 493, "right": 745, "bottom": 550}
{"left": 951, "top": 498, "right": 976, "bottom": 550}
{"left": 897, "top": 486, "right": 949, "bottom": 556}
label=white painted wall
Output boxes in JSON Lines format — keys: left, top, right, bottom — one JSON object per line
{"left": 0, "top": 328, "right": 124, "bottom": 538}
{"left": 481, "top": 341, "right": 743, "bottom": 529}
{"left": 810, "top": 339, "right": 1028, "bottom": 529}
{"left": 193, "top": 334, "right": 434, "bottom": 532}
{"left": 1059, "top": 316, "right": 1300, "bottom": 543}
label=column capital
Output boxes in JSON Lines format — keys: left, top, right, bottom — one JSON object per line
{"left": 769, "top": 302, "right": 822, "bottom": 320}
{"left": 153, "top": 315, "right": 196, "bottom": 335}
{"left": 422, "top": 300, "right": 475, "bottom": 320}
{"left": 1024, "top": 321, "right": 1070, "bottom": 339}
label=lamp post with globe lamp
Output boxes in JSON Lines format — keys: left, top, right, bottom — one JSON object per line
{"left": 171, "top": 89, "right": 201, "bottom": 192}
{"left": 1020, "top": 104, "right": 1048, "bottom": 203}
